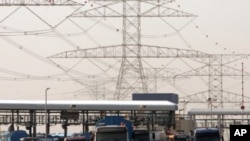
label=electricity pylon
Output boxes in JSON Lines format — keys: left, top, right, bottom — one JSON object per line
{"left": 177, "top": 55, "right": 250, "bottom": 108}
{"left": 51, "top": 0, "right": 196, "bottom": 100}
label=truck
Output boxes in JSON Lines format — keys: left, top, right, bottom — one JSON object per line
{"left": 95, "top": 125, "right": 128, "bottom": 141}
{"left": 94, "top": 116, "right": 156, "bottom": 141}
{"left": 94, "top": 116, "right": 133, "bottom": 141}
{"left": 192, "top": 128, "right": 221, "bottom": 141}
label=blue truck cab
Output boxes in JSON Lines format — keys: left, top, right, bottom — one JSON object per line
{"left": 193, "top": 128, "right": 220, "bottom": 141}
{"left": 94, "top": 116, "right": 133, "bottom": 141}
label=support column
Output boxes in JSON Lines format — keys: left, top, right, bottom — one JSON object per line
{"left": 151, "top": 111, "right": 155, "bottom": 131}
{"left": 17, "top": 110, "right": 19, "bottom": 130}
{"left": 82, "top": 110, "right": 85, "bottom": 133}
{"left": 46, "top": 110, "right": 50, "bottom": 135}
{"left": 33, "top": 111, "right": 36, "bottom": 137}
{"left": 63, "top": 119, "right": 68, "bottom": 138}
{"left": 29, "top": 110, "right": 33, "bottom": 137}
{"left": 85, "top": 111, "right": 89, "bottom": 132}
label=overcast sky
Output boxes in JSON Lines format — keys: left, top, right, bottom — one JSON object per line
{"left": 0, "top": 0, "right": 249, "bottom": 105}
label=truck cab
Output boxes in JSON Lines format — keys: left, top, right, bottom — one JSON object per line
{"left": 193, "top": 128, "right": 220, "bottom": 141}
{"left": 94, "top": 116, "right": 132, "bottom": 141}
{"left": 95, "top": 125, "right": 128, "bottom": 141}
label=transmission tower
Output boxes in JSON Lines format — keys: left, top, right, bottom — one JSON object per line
{"left": 177, "top": 55, "right": 250, "bottom": 108}
{"left": 49, "top": 0, "right": 196, "bottom": 100}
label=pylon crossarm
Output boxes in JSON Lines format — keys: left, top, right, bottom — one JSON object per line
{"left": 215, "top": 54, "right": 250, "bottom": 65}
{"left": 71, "top": 1, "right": 196, "bottom": 18}
{"left": 48, "top": 45, "right": 123, "bottom": 58}
{"left": 174, "top": 65, "right": 250, "bottom": 77}
{"left": 141, "top": 3, "right": 197, "bottom": 17}
{"left": 180, "top": 91, "right": 250, "bottom": 103}
{"left": 48, "top": 44, "right": 210, "bottom": 59}
{"left": 222, "top": 65, "right": 250, "bottom": 76}
{"left": 90, "top": 0, "right": 174, "bottom": 1}
{"left": 71, "top": 1, "right": 122, "bottom": 17}
{"left": 0, "top": 0, "right": 85, "bottom": 6}
{"left": 223, "top": 91, "right": 250, "bottom": 103}
{"left": 174, "top": 66, "right": 209, "bottom": 78}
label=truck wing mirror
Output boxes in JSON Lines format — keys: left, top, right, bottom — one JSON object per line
{"left": 152, "top": 132, "right": 155, "bottom": 139}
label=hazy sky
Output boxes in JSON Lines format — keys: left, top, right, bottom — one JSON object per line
{"left": 0, "top": 0, "right": 249, "bottom": 105}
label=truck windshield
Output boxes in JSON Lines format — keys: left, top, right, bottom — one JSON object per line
{"left": 96, "top": 132, "right": 127, "bottom": 141}
{"left": 133, "top": 130, "right": 149, "bottom": 141}
{"left": 96, "top": 126, "right": 128, "bottom": 141}
{"left": 194, "top": 128, "right": 220, "bottom": 141}
{"left": 196, "top": 136, "right": 220, "bottom": 141}
{"left": 175, "top": 137, "right": 188, "bottom": 141}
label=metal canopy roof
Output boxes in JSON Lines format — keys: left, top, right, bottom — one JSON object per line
{"left": 188, "top": 108, "right": 250, "bottom": 115}
{"left": 0, "top": 100, "right": 177, "bottom": 111}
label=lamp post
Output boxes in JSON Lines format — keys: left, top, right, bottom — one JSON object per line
{"left": 207, "top": 97, "right": 212, "bottom": 127}
{"left": 45, "top": 88, "right": 50, "bottom": 141}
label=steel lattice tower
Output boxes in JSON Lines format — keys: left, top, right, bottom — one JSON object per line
{"left": 67, "top": 0, "right": 195, "bottom": 100}
{"left": 115, "top": 0, "right": 146, "bottom": 100}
